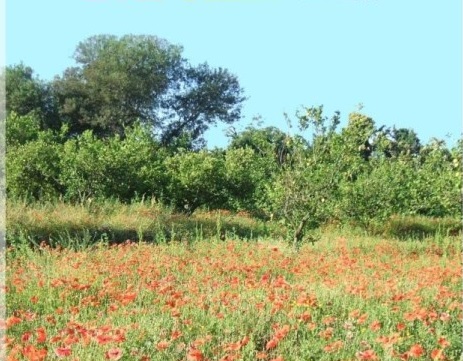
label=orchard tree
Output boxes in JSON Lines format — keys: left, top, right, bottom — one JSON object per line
{"left": 59, "top": 124, "right": 168, "bottom": 202}
{"left": 228, "top": 125, "right": 291, "bottom": 166}
{"left": 267, "top": 106, "right": 344, "bottom": 247}
{"left": 53, "top": 34, "right": 245, "bottom": 146}
{"left": 6, "top": 132, "right": 64, "bottom": 201}
{"left": 165, "top": 150, "right": 227, "bottom": 214}
{"left": 341, "top": 112, "right": 376, "bottom": 162}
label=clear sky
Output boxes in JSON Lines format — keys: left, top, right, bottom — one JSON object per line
{"left": 6, "top": 0, "right": 462, "bottom": 148}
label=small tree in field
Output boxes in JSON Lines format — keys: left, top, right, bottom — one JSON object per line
{"left": 267, "top": 106, "right": 343, "bottom": 247}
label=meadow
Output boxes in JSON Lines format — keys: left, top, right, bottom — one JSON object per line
{"left": 4, "top": 221, "right": 462, "bottom": 360}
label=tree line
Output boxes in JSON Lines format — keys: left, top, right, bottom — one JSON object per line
{"left": 4, "top": 34, "right": 462, "bottom": 242}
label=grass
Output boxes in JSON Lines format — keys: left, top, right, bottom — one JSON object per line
{"left": 374, "top": 215, "right": 461, "bottom": 240}
{"left": 5, "top": 229, "right": 462, "bottom": 360}
{"left": 6, "top": 200, "right": 460, "bottom": 251}
{"left": 4, "top": 200, "right": 462, "bottom": 360}
{"left": 6, "top": 199, "right": 285, "bottom": 248}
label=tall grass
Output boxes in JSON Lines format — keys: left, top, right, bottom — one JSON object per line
{"left": 6, "top": 199, "right": 284, "bottom": 249}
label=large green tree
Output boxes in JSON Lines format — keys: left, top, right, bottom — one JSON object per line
{"left": 53, "top": 34, "right": 245, "bottom": 146}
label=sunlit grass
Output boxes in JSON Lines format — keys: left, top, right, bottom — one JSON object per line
{"left": 6, "top": 199, "right": 283, "bottom": 248}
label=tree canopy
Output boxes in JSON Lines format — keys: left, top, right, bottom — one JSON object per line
{"left": 51, "top": 34, "right": 246, "bottom": 146}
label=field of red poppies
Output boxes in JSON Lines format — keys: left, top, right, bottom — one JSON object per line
{"left": 4, "top": 234, "right": 462, "bottom": 360}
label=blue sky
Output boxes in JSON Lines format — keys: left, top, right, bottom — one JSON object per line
{"left": 6, "top": 0, "right": 462, "bottom": 148}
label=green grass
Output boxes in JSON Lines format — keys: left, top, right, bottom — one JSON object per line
{"left": 6, "top": 200, "right": 460, "bottom": 252}
{"left": 371, "top": 214, "right": 461, "bottom": 240}
{"left": 6, "top": 199, "right": 285, "bottom": 249}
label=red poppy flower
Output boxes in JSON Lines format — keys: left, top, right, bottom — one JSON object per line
{"left": 187, "top": 348, "right": 204, "bottom": 361}
{"left": 407, "top": 344, "right": 424, "bottom": 358}
{"left": 54, "top": 347, "right": 72, "bottom": 358}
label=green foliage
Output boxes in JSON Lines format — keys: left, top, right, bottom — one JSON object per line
{"left": 224, "top": 147, "right": 277, "bottom": 213}
{"left": 410, "top": 139, "right": 462, "bottom": 217}
{"left": 4, "top": 33, "right": 459, "bottom": 238}
{"left": 165, "top": 150, "right": 227, "bottom": 214}
{"left": 6, "top": 133, "right": 63, "bottom": 201}
{"left": 160, "top": 63, "right": 246, "bottom": 147}
{"left": 5, "top": 112, "right": 41, "bottom": 147}
{"left": 53, "top": 34, "right": 182, "bottom": 136}
{"left": 228, "top": 125, "right": 290, "bottom": 166}
{"left": 52, "top": 34, "right": 245, "bottom": 145}
{"left": 5, "top": 63, "right": 59, "bottom": 130}
{"left": 5, "top": 60, "right": 461, "bottom": 242}
{"left": 387, "top": 127, "right": 422, "bottom": 157}
{"left": 338, "top": 158, "right": 417, "bottom": 228}
{"left": 339, "top": 112, "right": 377, "bottom": 170}
{"left": 59, "top": 124, "right": 167, "bottom": 202}
{"left": 265, "top": 106, "right": 461, "bottom": 246}
{"left": 267, "top": 106, "right": 344, "bottom": 246}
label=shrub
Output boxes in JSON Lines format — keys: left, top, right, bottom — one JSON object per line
{"left": 6, "top": 133, "right": 63, "bottom": 201}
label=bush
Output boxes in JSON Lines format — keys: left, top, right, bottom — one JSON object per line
{"left": 338, "top": 158, "right": 417, "bottom": 228}
{"left": 5, "top": 112, "right": 41, "bottom": 147}
{"left": 224, "top": 147, "right": 276, "bottom": 213}
{"left": 59, "top": 124, "right": 167, "bottom": 202}
{"left": 6, "top": 133, "right": 63, "bottom": 201}
{"left": 165, "top": 150, "right": 228, "bottom": 214}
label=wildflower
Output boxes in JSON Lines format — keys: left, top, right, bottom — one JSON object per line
{"left": 407, "top": 344, "right": 424, "bottom": 358}
{"left": 323, "top": 316, "right": 336, "bottom": 325}
{"left": 369, "top": 320, "right": 381, "bottom": 332}
{"left": 240, "top": 336, "right": 250, "bottom": 346}
{"left": 96, "top": 334, "right": 113, "bottom": 345}
{"left": 438, "top": 337, "right": 450, "bottom": 348}
{"left": 324, "top": 340, "right": 343, "bottom": 353}
{"left": 266, "top": 338, "right": 278, "bottom": 350}
{"left": 319, "top": 327, "right": 334, "bottom": 340}
{"left": 298, "top": 311, "right": 311, "bottom": 322}
{"left": 22, "top": 345, "right": 47, "bottom": 361}
{"left": 187, "top": 348, "right": 204, "bottom": 361}
{"left": 431, "top": 349, "right": 445, "bottom": 360}
{"left": 223, "top": 341, "right": 242, "bottom": 352}
{"left": 156, "top": 340, "right": 170, "bottom": 351}
{"left": 439, "top": 312, "right": 450, "bottom": 322}
{"left": 357, "top": 313, "right": 368, "bottom": 324}
{"left": 36, "top": 327, "right": 47, "bottom": 343}
{"left": 21, "top": 332, "right": 32, "bottom": 343}
{"left": 6, "top": 316, "right": 22, "bottom": 328}
{"left": 119, "top": 291, "right": 137, "bottom": 305}
{"left": 356, "top": 349, "right": 378, "bottom": 360}
{"left": 274, "top": 325, "right": 290, "bottom": 340}
{"left": 54, "top": 347, "right": 72, "bottom": 358}
{"left": 170, "top": 330, "right": 182, "bottom": 340}
{"left": 105, "top": 347, "right": 123, "bottom": 360}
